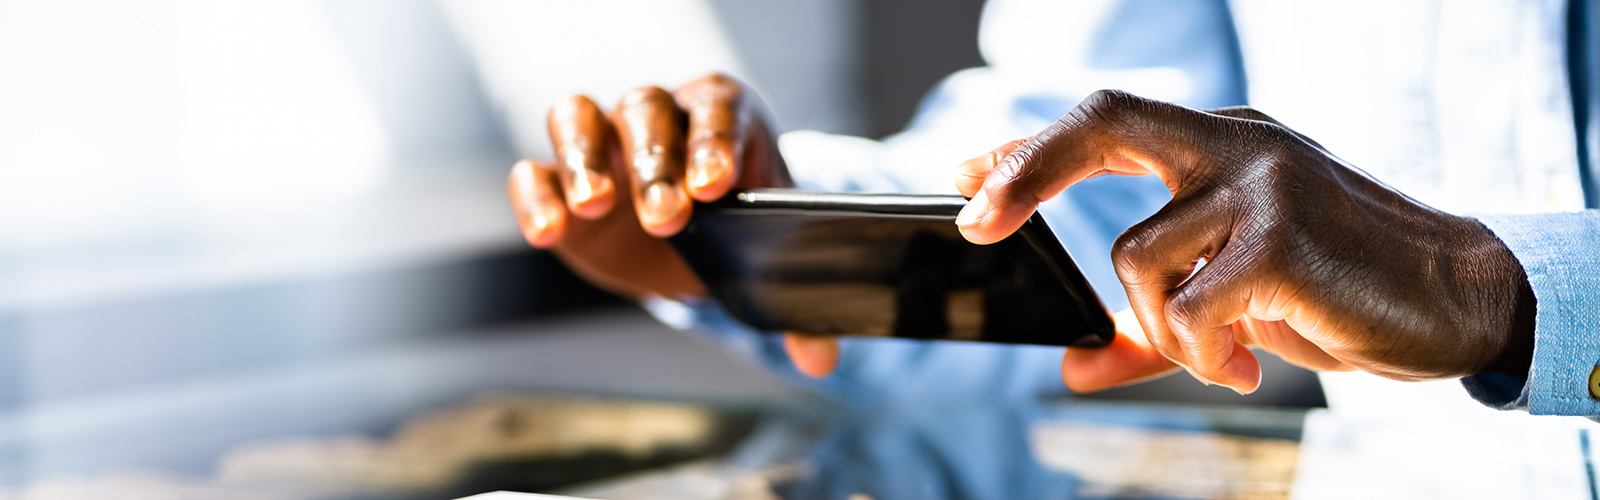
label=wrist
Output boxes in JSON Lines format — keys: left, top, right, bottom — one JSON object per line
{"left": 1467, "top": 217, "right": 1536, "bottom": 378}
{"left": 1483, "top": 271, "right": 1536, "bottom": 378}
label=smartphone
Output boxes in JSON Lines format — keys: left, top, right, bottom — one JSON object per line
{"left": 667, "top": 189, "right": 1114, "bottom": 348}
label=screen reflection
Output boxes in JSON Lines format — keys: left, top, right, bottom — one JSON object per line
{"left": 669, "top": 191, "right": 1117, "bottom": 348}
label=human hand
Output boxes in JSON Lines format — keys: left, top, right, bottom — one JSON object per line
{"left": 951, "top": 90, "right": 1537, "bottom": 394}
{"left": 507, "top": 73, "right": 791, "bottom": 299}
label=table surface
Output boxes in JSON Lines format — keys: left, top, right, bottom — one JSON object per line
{"left": 4, "top": 304, "right": 1598, "bottom": 500}
{"left": 474, "top": 395, "right": 1600, "bottom": 500}
{"left": 561, "top": 398, "right": 1310, "bottom": 500}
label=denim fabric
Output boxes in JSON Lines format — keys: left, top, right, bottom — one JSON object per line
{"left": 1466, "top": 211, "right": 1600, "bottom": 415}
{"left": 643, "top": 295, "right": 1076, "bottom": 405}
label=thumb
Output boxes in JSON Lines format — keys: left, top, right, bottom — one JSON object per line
{"left": 783, "top": 333, "right": 840, "bottom": 379}
{"left": 1061, "top": 308, "right": 1180, "bottom": 393}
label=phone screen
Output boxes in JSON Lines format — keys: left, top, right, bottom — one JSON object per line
{"left": 668, "top": 190, "right": 1114, "bottom": 348}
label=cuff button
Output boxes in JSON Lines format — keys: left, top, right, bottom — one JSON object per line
{"left": 1588, "top": 365, "right": 1600, "bottom": 400}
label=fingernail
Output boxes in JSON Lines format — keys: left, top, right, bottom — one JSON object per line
{"left": 570, "top": 167, "right": 615, "bottom": 205}
{"left": 531, "top": 205, "right": 553, "bottom": 232}
{"left": 690, "top": 147, "right": 730, "bottom": 192}
{"left": 525, "top": 203, "right": 563, "bottom": 247}
{"left": 1182, "top": 366, "right": 1214, "bottom": 386}
{"left": 569, "top": 166, "right": 597, "bottom": 203}
{"left": 563, "top": 176, "right": 612, "bottom": 222}
{"left": 955, "top": 189, "right": 990, "bottom": 227}
{"left": 1220, "top": 353, "right": 1262, "bottom": 395}
{"left": 641, "top": 181, "right": 686, "bottom": 227}
{"left": 560, "top": 148, "right": 606, "bottom": 206}
{"left": 957, "top": 152, "right": 994, "bottom": 173}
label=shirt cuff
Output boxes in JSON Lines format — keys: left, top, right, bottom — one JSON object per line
{"left": 1464, "top": 212, "right": 1600, "bottom": 416}
{"left": 638, "top": 294, "right": 853, "bottom": 396}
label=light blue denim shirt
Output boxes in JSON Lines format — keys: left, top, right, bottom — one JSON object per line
{"left": 660, "top": 0, "right": 1600, "bottom": 413}
{"left": 1463, "top": 212, "right": 1600, "bottom": 415}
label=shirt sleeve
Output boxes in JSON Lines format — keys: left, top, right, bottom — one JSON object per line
{"left": 1461, "top": 211, "right": 1600, "bottom": 415}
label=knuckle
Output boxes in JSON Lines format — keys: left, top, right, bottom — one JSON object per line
{"left": 680, "top": 74, "right": 743, "bottom": 110}
{"left": 1053, "top": 89, "right": 1163, "bottom": 149}
{"left": 548, "top": 95, "right": 603, "bottom": 137}
{"left": 548, "top": 98, "right": 607, "bottom": 157}
{"left": 1082, "top": 88, "right": 1136, "bottom": 110}
{"left": 992, "top": 141, "right": 1035, "bottom": 181}
{"left": 1149, "top": 336, "right": 1184, "bottom": 363}
{"left": 1075, "top": 89, "right": 1142, "bottom": 124}
{"left": 551, "top": 94, "right": 597, "bottom": 117}
{"left": 1239, "top": 108, "right": 1274, "bottom": 122}
{"left": 690, "top": 127, "right": 734, "bottom": 146}
{"left": 1227, "top": 145, "right": 1292, "bottom": 189}
{"left": 1187, "top": 361, "right": 1222, "bottom": 379}
{"left": 1072, "top": 89, "right": 1204, "bottom": 140}
{"left": 1164, "top": 288, "right": 1207, "bottom": 334}
{"left": 983, "top": 140, "right": 1048, "bottom": 206}
{"left": 618, "top": 86, "right": 673, "bottom": 112}
{"left": 1214, "top": 105, "right": 1273, "bottom": 123}
{"left": 1110, "top": 227, "right": 1161, "bottom": 282}
{"left": 1250, "top": 121, "right": 1297, "bottom": 145}
{"left": 614, "top": 87, "right": 684, "bottom": 152}
{"left": 694, "top": 72, "right": 739, "bottom": 90}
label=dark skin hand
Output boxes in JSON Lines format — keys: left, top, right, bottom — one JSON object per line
{"left": 509, "top": 73, "right": 791, "bottom": 299}
{"left": 948, "top": 90, "right": 1537, "bottom": 394}
{"left": 513, "top": 80, "right": 1537, "bottom": 392}
{"left": 508, "top": 73, "right": 840, "bottom": 370}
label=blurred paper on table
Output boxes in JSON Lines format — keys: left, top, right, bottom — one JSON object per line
{"left": 459, "top": 493, "right": 597, "bottom": 500}
{"left": 1292, "top": 409, "right": 1599, "bottom": 499}
{"left": 1030, "top": 422, "right": 1299, "bottom": 499}
{"left": 217, "top": 394, "right": 729, "bottom": 498}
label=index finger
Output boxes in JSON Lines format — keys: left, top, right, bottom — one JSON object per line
{"left": 674, "top": 74, "right": 746, "bottom": 201}
{"left": 1160, "top": 246, "right": 1262, "bottom": 393}
{"left": 954, "top": 90, "right": 1223, "bottom": 245}
{"left": 955, "top": 138, "right": 1027, "bottom": 198}
{"left": 1060, "top": 308, "right": 1179, "bottom": 392}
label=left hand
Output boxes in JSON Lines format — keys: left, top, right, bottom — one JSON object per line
{"left": 508, "top": 73, "right": 791, "bottom": 299}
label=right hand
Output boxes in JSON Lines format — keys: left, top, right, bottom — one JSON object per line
{"left": 954, "top": 90, "right": 1536, "bottom": 394}
{"left": 507, "top": 73, "right": 791, "bottom": 300}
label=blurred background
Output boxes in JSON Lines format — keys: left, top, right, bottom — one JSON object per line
{"left": 0, "top": 0, "right": 994, "bottom": 492}
{"left": 0, "top": 1, "right": 1338, "bottom": 498}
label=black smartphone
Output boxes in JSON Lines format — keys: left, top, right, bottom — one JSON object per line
{"left": 667, "top": 189, "right": 1115, "bottom": 348}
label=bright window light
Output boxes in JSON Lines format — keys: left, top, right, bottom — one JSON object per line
{"left": 171, "top": 0, "right": 389, "bottom": 203}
